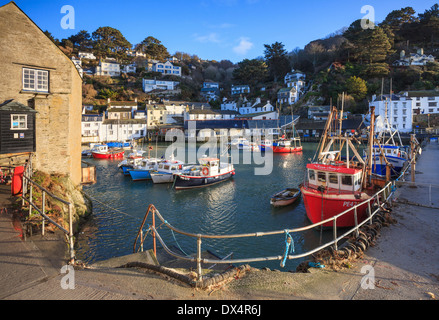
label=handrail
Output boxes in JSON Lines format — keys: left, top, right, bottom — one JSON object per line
{"left": 134, "top": 180, "right": 395, "bottom": 279}
{"left": 20, "top": 161, "right": 75, "bottom": 264}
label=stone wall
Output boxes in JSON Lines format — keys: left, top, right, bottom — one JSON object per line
{"left": 0, "top": 2, "right": 82, "bottom": 185}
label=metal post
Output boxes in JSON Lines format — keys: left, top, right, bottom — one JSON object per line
{"left": 29, "top": 183, "right": 33, "bottom": 217}
{"left": 333, "top": 219, "right": 337, "bottom": 251}
{"left": 140, "top": 229, "right": 143, "bottom": 252}
{"left": 42, "top": 191, "right": 45, "bottom": 236}
{"left": 197, "top": 235, "right": 202, "bottom": 280}
{"left": 68, "top": 203, "right": 75, "bottom": 265}
{"left": 354, "top": 207, "right": 359, "bottom": 237}
{"left": 152, "top": 210, "right": 156, "bottom": 257}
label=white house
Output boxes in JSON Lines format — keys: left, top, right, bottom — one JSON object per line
{"left": 95, "top": 59, "right": 120, "bottom": 77}
{"left": 277, "top": 87, "right": 299, "bottom": 105}
{"left": 81, "top": 111, "right": 147, "bottom": 144}
{"left": 152, "top": 61, "right": 181, "bottom": 77}
{"left": 142, "top": 79, "right": 180, "bottom": 93}
{"left": 231, "top": 84, "right": 250, "bottom": 95}
{"left": 369, "top": 94, "right": 414, "bottom": 133}
{"left": 201, "top": 81, "right": 220, "bottom": 101}
{"left": 121, "top": 63, "right": 137, "bottom": 74}
{"left": 71, "top": 57, "right": 83, "bottom": 78}
{"left": 284, "top": 69, "right": 305, "bottom": 84}
{"left": 393, "top": 49, "right": 435, "bottom": 67}
{"left": 78, "top": 52, "right": 96, "bottom": 60}
{"left": 402, "top": 90, "right": 439, "bottom": 115}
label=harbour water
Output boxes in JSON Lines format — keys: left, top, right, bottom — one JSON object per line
{"left": 77, "top": 142, "right": 334, "bottom": 270}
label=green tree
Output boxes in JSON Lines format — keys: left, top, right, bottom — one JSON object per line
{"left": 138, "top": 36, "right": 169, "bottom": 61}
{"left": 345, "top": 76, "right": 367, "bottom": 101}
{"left": 92, "top": 27, "right": 131, "bottom": 61}
{"left": 381, "top": 7, "right": 418, "bottom": 31}
{"left": 263, "top": 41, "right": 290, "bottom": 82}
{"left": 232, "top": 59, "right": 268, "bottom": 87}
{"left": 68, "top": 30, "right": 92, "bottom": 51}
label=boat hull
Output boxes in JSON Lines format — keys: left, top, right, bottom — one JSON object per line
{"left": 151, "top": 172, "right": 174, "bottom": 184}
{"left": 92, "top": 151, "right": 124, "bottom": 159}
{"left": 272, "top": 146, "right": 303, "bottom": 153}
{"left": 370, "top": 155, "right": 406, "bottom": 178}
{"left": 129, "top": 169, "right": 152, "bottom": 181}
{"left": 300, "top": 185, "right": 371, "bottom": 228}
{"left": 270, "top": 197, "right": 299, "bottom": 207}
{"left": 174, "top": 170, "right": 234, "bottom": 190}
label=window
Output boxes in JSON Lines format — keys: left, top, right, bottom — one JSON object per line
{"left": 341, "top": 175, "right": 352, "bottom": 186}
{"left": 11, "top": 114, "right": 27, "bottom": 130}
{"left": 23, "top": 68, "right": 49, "bottom": 92}
{"left": 317, "top": 172, "right": 326, "bottom": 183}
{"left": 308, "top": 170, "right": 315, "bottom": 181}
{"left": 329, "top": 173, "right": 338, "bottom": 184}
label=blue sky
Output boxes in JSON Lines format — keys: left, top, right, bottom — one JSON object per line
{"left": 5, "top": 0, "right": 438, "bottom": 63}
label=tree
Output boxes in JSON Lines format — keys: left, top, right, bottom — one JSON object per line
{"left": 92, "top": 27, "right": 131, "bottom": 61}
{"left": 381, "top": 7, "right": 418, "bottom": 31}
{"left": 361, "top": 27, "right": 393, "bottom": 64}
{"left": 138, "top": 36, "right": 169, "bottom": 61}
{"left": 263, "top": 42, "right": 290, "bottom": 82}
{"left": 232, "top": 59, "right": 268, "bottom": 87}
{"left": 68, "top": 30, "right": 92, "bottom": 51}
{"left": 345, "top": 76, "right": 367, "bottom": 101}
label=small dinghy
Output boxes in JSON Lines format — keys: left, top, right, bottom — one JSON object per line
{"left": 270, "top": 188, "right": 301, "bottom": 207}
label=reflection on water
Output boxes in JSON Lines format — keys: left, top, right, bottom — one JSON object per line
{"left": 77, "top": 142, "right": 332, "bottom": 270}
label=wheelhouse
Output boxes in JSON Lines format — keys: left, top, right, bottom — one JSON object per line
{"left": 306, "top": 163, "right": 363, "bottom": 193}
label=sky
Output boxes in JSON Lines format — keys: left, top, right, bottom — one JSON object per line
{"left": 4, "top": 0, "right": 439, "bottom": 63}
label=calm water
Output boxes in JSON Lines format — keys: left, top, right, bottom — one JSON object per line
{"left": 77, "top": 142, "right": 332, "bottom": 270}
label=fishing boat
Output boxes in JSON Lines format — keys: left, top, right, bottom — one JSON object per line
{"left": 150, "top": 159, "right": 188, "bottom": 184}
{"left": 299, "top": 105, "right": 380, "bottom": 228}
{"left": 272, "top": 137, "right": 303, "bottom": 153}
{"left": 128, "top": 158, "right": 162, "bottom": 181}
{"left": 270, "top": 188, "right": 301, "bottom": 207}
{"left": 91, "top": 144, "right": 124, "bottom": 159}
{"left": 118, "top": 154, "right": 145, "bottom": 175}
{"left": 173, "top": 156, "right": 235, "bottom": 190}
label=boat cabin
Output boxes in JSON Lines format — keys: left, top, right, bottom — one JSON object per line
{"left": 157, "top": 160, "right": 184, "bottom": 172}
{"left": 199, "top": 157, "right": 219, "bottom": 176}
{"left": 91, "top": 144, "right": 108, "bottom": 153}
{"left": 306, "top": 163, "right": 363, "bottom": 193}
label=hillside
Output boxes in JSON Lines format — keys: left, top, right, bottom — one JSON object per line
{"left": 47, "top": 4, "right": 439, "bottom": 115}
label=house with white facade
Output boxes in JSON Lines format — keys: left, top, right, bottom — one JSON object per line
{"left": 71, "top": 57, "right": 83, "bottom": 78}
{"left": 95, "top": 59, "right": 120, "bottom": 77}
{"left": 201, "top": 81, "right": 220, "bottom": 101}
{"left": 152, "top": 61, "right": 181, "bottom": 77}
{"left": 369, "top": 94, "right": 414, "bottom": 133}
{"left": 142, "top": 79, "right": 180, "bottom": 93}
{"left": 393, "top": 49, "right": 435, "bottom": 67}
{"left": 231, "top": 84, "right": 250, "bottom": 96}
{"left": 81, "top": 110, "right": 147, "bottom": 144}
{"left": 277, "top": 87, "right": 299, "bottom": 106}
{"left": 284, "top": 69, "right": 305, "bottom": 84}
{"left": 121, "top": 63, "right": 137, "bottom": 74}
{"left": 78, "top": 52, "right": 96, "bottom": 60}
{"left": 402, "top": 90, "right": 439, "bottom": 115}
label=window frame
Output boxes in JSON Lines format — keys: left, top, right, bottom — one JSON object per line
{"left": 11, "top": 114, "right": 28, "bottom": 130}
{"left": 22, "top": 67, "right": 49, "bottom": 93}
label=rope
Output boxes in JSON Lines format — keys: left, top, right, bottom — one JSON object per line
{"left": 280, "top": 230, "right": 294, "bottom": 268}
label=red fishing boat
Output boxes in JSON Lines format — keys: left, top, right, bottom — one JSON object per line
{"left": 91, "top": 144, "right": 124, "bottom": 159}
{"left": 300, "top": 105, "right": 379, "bottom": 228}
{"left": 272, "top": 137, "right": 303, "bottom": 153}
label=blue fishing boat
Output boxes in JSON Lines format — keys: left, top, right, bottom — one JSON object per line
{"left": 367, "top": 144, "right": 409, "bottom": 178}
{"left": 128, "top": 158, "right": 162, "bottom": 181}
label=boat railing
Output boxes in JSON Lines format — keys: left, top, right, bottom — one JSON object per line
{"left": 20, "top": 158, "right": 75, "bottom": 264}
{"left": 133, "top": 180, "right": 395, "bottom": 281}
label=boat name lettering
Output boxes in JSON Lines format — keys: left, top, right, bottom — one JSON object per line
{"left": 343, "top": 201, "right": 355, "bottom": 207}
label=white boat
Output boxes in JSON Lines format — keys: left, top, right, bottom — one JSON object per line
{"left": 150, "top": 159, "right": 188, "bottom": 184}
{"left": 229, "top": 138, "right": 259, "bottom": 151}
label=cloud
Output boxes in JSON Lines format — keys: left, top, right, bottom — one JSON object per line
{"left": 194, "top": 32, "right": 221, "bottom": 44}
{"left": 233, "top": 37, "right": 254, "bottom": 55}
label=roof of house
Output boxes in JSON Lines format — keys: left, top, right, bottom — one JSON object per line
{"left": 0, "top": 99, "right": 37, "bottom": 113}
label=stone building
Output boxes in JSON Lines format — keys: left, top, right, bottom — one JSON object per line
{"left": 0, "top": 2, "right": 83, "bottom": 185}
